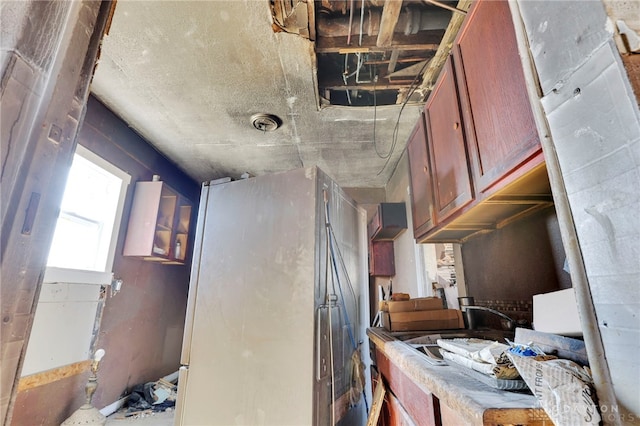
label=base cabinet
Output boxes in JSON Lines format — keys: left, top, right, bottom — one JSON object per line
{"left": 375, "top": 349, "right": 440, "bottom": 426}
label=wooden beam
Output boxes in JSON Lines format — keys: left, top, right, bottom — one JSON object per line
{"left": 387, "top": 49, "right": 400, "bottom": 73}
{"left": 307, "top": 0, "right": 316, "bottom": 41}
{"left": 413, "top": 0, "right": 473, "bottom": 99}
{"left": 365, "top": 56, "right": 427, "bottom": 65}
{"left": 366, "top": 378, "right": 386, "bottom": 426}
{"left": 421, "top": 0, "right": 468, "bottom": 16}
{"left": 316, "top": 33, "right": 442, "bottom": 53}
{"left": 320, "top": 82, "right": 412, "bottom": 91}
{"left": 319, "top": 52, "right": 436, "bottom": 90}
{"left": 18, "top": 361, "right": 91, "bottom": 391}
{"left": 387, "top": 59, "right": 429, "bottom": 79}
{"left": 377, "top": 0, "right": 404, "bottom": 47}
{"left": 329, "top": 390, "right": 353, "bottom": 423}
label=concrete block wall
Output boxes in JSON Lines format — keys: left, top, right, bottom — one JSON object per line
{"left": 517, "top": 1, "right": 640, "bottom": 422}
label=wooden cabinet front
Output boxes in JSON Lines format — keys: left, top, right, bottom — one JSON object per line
{"left": 369, "top": 240, "right": 395, "bottom": 277}
{"left": 425, "top": 57, "right": 474, "bottom": 223}
{"left": 453, "top": 0, "right": 542, "bottom": 195}
{"left": 368, "top": 203, "right": 408, "bottom": 241}
{"left": 404, "top": 0, "right": 549, "bottom": 243}
{"left": 376, "top": 349, "right": 440, "bottom": 426}
{"left": 406, "top": 115, "right": 437, "bottom": 239}
{"left": 123, "top": 180, "right": 193, "bottom": 264}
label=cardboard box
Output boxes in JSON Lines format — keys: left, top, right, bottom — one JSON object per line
{"left": 533, "top": 288, "right": 583, "bottom": 336}
{"left": 382, "top": 309, "right": 464, "bottom": 331}
{"left": 386, "top": 297, "right": 444, "bottom": 313}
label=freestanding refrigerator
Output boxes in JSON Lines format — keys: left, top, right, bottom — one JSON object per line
{"left": 175, "top": 167, "right": 370, "bottom": 426}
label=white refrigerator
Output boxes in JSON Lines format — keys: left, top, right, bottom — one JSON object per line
{"left": 175, "top": 167, "right": 370, "bottom": 425}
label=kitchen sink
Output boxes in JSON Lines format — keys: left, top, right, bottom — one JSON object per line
{"left": 390, "top": 328, "right": 514, "bottom": 343}
{"left": 391, "top": 329, "right": 514, "bottom": 366}
{"left": 412, "top": 344, "right": 447, "bottom": 365}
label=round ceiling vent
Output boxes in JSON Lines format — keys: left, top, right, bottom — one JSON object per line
{"left": 250, "top": 113, "right": 282, "bottom": 132}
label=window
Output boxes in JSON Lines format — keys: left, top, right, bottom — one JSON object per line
{"left": 21, "top": 146, "right": 130, "bottom": 376}
{"left": 43, "top": 145, "right": 130, "bottom": 284}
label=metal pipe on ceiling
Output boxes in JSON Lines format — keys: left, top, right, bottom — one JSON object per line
{"left": 316, "top": 7, "right": 451, "bottom": 38}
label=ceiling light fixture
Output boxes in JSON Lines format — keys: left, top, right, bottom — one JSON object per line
{"left": 250, "top": 113, "right": 282, "bottom": 132}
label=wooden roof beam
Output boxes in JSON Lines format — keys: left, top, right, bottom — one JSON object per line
{"left": 377, "top": 0, "right": 404, "bottom": 47}
{"left": 315, "top": 32, "right": 442, "bottom": 53}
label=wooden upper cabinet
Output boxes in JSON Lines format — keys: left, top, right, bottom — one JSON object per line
{"left": 368, "top": 203, "right": 408, "bottom": 241}
{"left": 123, "top": 180, "right": 193, "bottom": 264}
{"left": 453, "top": 0, "right": 542, "bottom": 196}
{"left": 406, "top": 115, "right": 436, "bottom": 239}
{"left": 405, "top": 0, "right": 551, "bottom": 243}
{"left": 425, "top": 57, "right": 474, "bottom": 223}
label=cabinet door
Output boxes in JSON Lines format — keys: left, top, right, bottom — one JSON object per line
{"left": 369, "top": 240, "right": 395, "bottom": 277}
{"left": 172, "top": 196, "right": 193, "bottom": 262}
{"left": 425, "top": 58, "right": 474, "bottom": 223}
{"left": 453, "top": 0, "right": 541, "bottom": 195}
{"left": 406, "top": 115, "right": 436, "bottom": 239}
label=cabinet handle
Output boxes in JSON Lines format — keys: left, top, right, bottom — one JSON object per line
{"left": 423, "top": 166, "right": 428, "bottom": 174}
{"left": 453, "top": 122, "right": 460, "bottom": 130}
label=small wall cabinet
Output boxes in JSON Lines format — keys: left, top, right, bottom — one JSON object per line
{"left": 368, "top": 203, "right": 408, "bottom": 241}
{"left": 123, "top": 180, "right": 193, "bottom": 264}
{"left": 369, "top": 240, "right": 395, "bottom": 277}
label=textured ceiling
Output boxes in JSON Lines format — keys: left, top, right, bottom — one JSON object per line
{"left": 91, "top": 0, "right": 424, "bottom": 188}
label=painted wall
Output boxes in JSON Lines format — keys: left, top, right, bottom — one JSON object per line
{"left": 11, "top": 96, "right": 200, "bottom": 425}
{"left": 384, "top": 151, "right": 429, "bottom": 298}
{"left": 460, "top": 206, "right": 570, "bottom": 327}
{"left": 517, "top": 1, "right": 640, "bottom": 420}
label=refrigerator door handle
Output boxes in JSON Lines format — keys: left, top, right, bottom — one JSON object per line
{"left": 316, "top": 306, "right": 322, "bottom": 381}
{"left": 174, "top": 366, "right": 189, "bottom": 426}
{"left": 316, "top": 306, "right": 326, "bottom": 381}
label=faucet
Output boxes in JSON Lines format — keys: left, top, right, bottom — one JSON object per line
{"left": 458, "top": 297, "right": 517, "bottom": 331}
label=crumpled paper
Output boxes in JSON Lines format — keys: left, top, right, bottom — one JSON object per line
{"left": 437, "top": 339, "right": 520, "bottom": 379}
{"left": 507, "top": 354, "right": 601, "bottom": 425}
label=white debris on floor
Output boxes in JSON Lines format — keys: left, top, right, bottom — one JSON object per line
{"left": 105, "top": 407, "right": 174, "bottom": 425}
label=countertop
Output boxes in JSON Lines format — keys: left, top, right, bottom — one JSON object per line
{"left": 367, "top": 327, "right": 551, "bottom": 425}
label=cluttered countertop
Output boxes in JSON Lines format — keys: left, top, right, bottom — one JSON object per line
{"left": 367, "top": 327, "right": 551, "bottom": 425}
{"left": 366, "top": 295, "right": 599, "bottom": 425}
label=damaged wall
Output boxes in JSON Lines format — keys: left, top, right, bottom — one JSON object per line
{"left": 1, "top": 1, "right": 108, "bottom": 423}
{"left": 516, "top": 0, "right": 640, "bottom": 421}
{"left": 10, "top": 96, "right": 199, "bottom": 425}
{"left": 460, "top": 206, "right": 570, "bottom": 327}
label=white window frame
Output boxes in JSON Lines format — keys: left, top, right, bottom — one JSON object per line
{"left": 43, "top": 145, "right": 131, "bottom": 285}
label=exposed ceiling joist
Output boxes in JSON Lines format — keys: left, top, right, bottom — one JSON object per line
{"left": 376, "top": 0, "right": 404, "bottom": 47}
{"left": 316, "top": 33, "right": 441, "bottom": 53}
{"left": 416, "top": 0, "right": 473, "bottom": 95}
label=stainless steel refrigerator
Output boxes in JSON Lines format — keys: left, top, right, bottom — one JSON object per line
{"left": 175, "top": 167, "right": 370, "bottom": 426}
